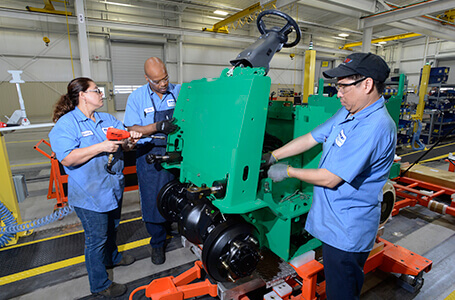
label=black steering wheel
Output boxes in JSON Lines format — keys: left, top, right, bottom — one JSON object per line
{"left": 257, "top": 10, "right": 301, "bottom": 48}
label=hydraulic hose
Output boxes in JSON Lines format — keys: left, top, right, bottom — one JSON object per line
{"left": 0, "top": 200, "right": 74, "bottom": 247}
{"left": 0, "top": 201, "right": 17, "bottom": 247}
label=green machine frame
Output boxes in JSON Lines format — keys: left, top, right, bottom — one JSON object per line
{"left": 156, "top": 9, "right": 403, "bottom": 282}
{"left": 165, "top": 70, "right": 344, "bottom": 262}
{"left": 164, "top": 72, "right": 403, "bottom": 262}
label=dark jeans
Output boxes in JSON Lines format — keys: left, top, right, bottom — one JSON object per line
{"left": 75, "top": 205, "right": 123, "bottom": 293}
{"left": 145, "top": 221, "right": 167, "bottom": 248}
{"left": 322, "top": 242, "right": 370, "bottom": 300}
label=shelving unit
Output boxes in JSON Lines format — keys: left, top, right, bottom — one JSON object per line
{"left": 386, "top": 74, "right": 412, "bottom": 145}
{"left": 421, "top": 83, "right": 455, "bottom": 144}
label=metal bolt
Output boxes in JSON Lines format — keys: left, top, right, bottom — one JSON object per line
{"left": 221, "top": 261, "right": 230, "bottom": 270}
{"left": 233, "top": 241, "right": 242, "bottom": 248}
{"left": 249, "top": 237, "right": 258, "bottom": 245}
{"left": 227, "top": 274, "right": 236, "bottom": 283}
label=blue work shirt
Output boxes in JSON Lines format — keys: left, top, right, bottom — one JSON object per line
{"left": 123, "top": 83, "right": 181, "bottom": 145}
{"left": 48, "top": 107, "right": 126, "bottom": 212}
{"left": 305, "top": 96, "right": 396, "bottom": 252}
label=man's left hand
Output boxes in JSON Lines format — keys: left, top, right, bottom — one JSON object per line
{"left": 268, "top": 163, "right": 290, "bottom": 182}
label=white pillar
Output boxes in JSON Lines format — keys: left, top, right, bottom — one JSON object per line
{"left": 362, "top": 27, "right": 373, "bottom": 53}
{"left": 178, "top": 15, "right": 183, "bottom": 85}
{"left": 75, "top": 0, "right": 91, "bottom": 77}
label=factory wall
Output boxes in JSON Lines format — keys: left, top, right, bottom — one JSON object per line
{"left": 2, "top": 17, "right": 455, "bottom": 121}
{"left": 384, "top": 38, "right": 455, "bottom": 88}
{"left": 0, "top": 25, "right": 308, "bottom": 121}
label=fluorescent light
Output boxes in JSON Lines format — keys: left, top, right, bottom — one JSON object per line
{"left": 207, "top": 16, "right": 224, "bottom": 20}
{"left": 100, "top": 1, "right": 133, "bottom": 7}
{"left": 214, "top": 10, "right": 229, "bottom": 16}
{"left": 338, "top": 33, "right": 349, "bottom": 37}
{"left": 378, "top": 41, "right": 387, "bottom": 44}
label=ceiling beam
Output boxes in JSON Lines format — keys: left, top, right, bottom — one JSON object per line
{"left": 0, "top": 7, "right": 352, "bottom": 55}
{"left": 297, "top": 0, "right": 362, "bottom": 18}
{"left": 389, "top": 18, "right": 455, "bottom": 42}
{"left": 360, "top": 0, "right": 455, "bottom": 28}
{"left": 341, "top": 32, "right": 422, "bottom": 50}
{"left": 324, "top": 0, "right": 376, "bottom": 13}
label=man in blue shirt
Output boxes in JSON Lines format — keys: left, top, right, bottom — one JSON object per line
{"left": 265, "top": 53, "right": 396, "bottom": 299}
{"left": 124, "top": 57, "right": 181, "bottom": 265}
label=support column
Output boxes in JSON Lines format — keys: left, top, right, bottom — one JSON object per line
{"left": 178, "top": 37, "right": 183, "bottom": 85}
{"left": 362, "top": 27, "right": 373, "bottom": 53}
{"left": 75, "top": 0, "right": 91, "bottom": 77}
{"left": 303, "top": 50, "right": 316, "bottom": 104}
{"left": 178, "top": 15, "right": 183, "bottom": 85}
{"left": 0, "top": 134, "right": 22, "bottom": 225}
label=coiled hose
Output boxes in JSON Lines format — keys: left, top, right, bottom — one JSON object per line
{"left": 0, "top": 200, "right": 74, "bottom": 247}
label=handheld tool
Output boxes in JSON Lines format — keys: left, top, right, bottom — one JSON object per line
{"left": 104, "top": 128, "right": 166, "bottom": 174}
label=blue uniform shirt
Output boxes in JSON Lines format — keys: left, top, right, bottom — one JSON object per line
{"left": 48, "top": 107, "right": 126, "bottom": 212}
{"left": 123, "top": 83, "right": 181, "bottom": 145}
{"left": 305, "top": 96, "right": 396, "bottom": 252}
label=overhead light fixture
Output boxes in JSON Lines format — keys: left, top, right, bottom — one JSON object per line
{"left": 100, "top": 1, "right": 133, "bottom": 7}
{"left": 378, "top": 41, "right": 387, "bottom": 44}
{"left": 207, "top": 16, "right": 224, "bottom": 20}
{"left": 338, "top": 33, "right": 349, "bottom": 37}
{"left": 214, "top": 10, "right": 229, "bottom": 16}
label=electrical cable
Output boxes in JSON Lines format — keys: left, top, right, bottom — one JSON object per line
{"left": 0, "top": 200, "right": 74, "bottom": 247}
{"left": 400, "top": 124, "right": 455, "bottom": 177}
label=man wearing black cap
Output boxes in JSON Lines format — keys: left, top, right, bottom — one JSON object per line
{"left": 264, "top": 52, "right": 397, "bottom": 299}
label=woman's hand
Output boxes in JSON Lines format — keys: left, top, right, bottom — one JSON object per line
{"left": 102, "top": 139, "right": 124, "bottom": 153}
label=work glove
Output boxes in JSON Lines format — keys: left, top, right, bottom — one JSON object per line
{"left": 261, "top": 152, "right": 277, "bottom": 170}
{"left": 156, "top": 117, "right": 178, "bottom": 134}
{"left": 268, "top": 163, "right": 290, "bottom": 182}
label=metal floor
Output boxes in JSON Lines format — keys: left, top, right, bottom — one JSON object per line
{"left": 1, "top": 125, "right": 455, "bottom": 300}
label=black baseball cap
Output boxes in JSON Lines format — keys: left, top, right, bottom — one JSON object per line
{"left": 323, "top": 52, "right": 390, "bottom": 82}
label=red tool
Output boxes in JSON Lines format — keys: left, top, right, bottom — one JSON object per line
{"left": 106, "top": 127, "right": 166, "bottom": 140}
{"left": 105, "top": 128, "right": 132, "bottom": 174}
{"left": 105, "top": 128, "right": 166, "bottom": 174}
{"left": 106, "top": 127, "right": 132, "bottom": 140}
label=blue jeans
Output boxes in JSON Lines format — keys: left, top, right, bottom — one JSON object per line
{"left": 75, "top": 205, "right": 123, "bottom": 293}
{"left": 322, "top": 242, "right": 370, "bottom": 300}
{"left": 145, "top": 222, "right": 167, "bottom": 248}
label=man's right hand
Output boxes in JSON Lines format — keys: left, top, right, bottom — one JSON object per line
{"left": 156, "top": 117, "right": 178, "bottom": 134}
{"left": 261, "top": 152, "right": 277, "bottom": 170}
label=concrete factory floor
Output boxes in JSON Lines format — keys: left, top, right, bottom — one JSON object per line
{"left": 1, "top": 120, "right": 455, "bottom": 300}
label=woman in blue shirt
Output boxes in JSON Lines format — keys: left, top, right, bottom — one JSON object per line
{"left": 49, "top": 77, "right": 141, "bottom": 298}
